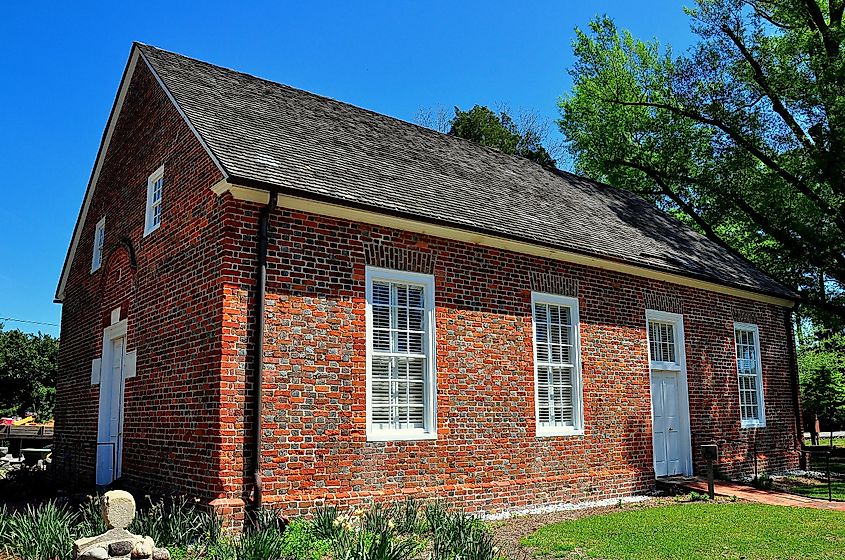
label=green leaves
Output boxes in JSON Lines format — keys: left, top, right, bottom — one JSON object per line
{"left": 0, "top": 324, "right": 59, "bottom": 420}
{"left": 799, "top": 333, "right": 845, "bottom": 424}
{"left": 449, "top": 106, "right": 558, "bottom": 167}
{"left": 561, "top": 1, "right": 845, "bottom": 329}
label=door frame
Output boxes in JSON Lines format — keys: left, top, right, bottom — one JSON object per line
{"left": 645, "top": 309, "right": 693, "bottom": 477}
{"left": 96, "top": 319, "right": 127, "bottom": 485}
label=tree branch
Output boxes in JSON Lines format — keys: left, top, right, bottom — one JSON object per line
{"left": 720, "top": 24, "right": 816, "bottom": 152}
{"left": 601, "top": 97, "right": 845, "bottom": 231}
{"left": 803, "top": 0, "right": 840, "bottom": 57}
{"left": 608, "top": 158, "right": 734, "bottom": 250}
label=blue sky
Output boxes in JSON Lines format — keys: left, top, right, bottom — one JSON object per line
{"left": 0, "top": 1, "right": 696, "bottom": 337}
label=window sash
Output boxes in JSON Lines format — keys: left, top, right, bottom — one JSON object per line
{"left": 648, "top": 320, "right": 679, "bottom": 369}
{"left": 735, "top": 324, "right": 765, "bottom": 426}
{"left": 91, "top": 218, "right": 105, "bottom": 271}
{"left": 366, "top": 268, "right": 435, "bottom": 440}
{"left": 532, "top": 294, "right": 582, "bottom": 435}
{"left": 144, "top": 167, "right": 164, "bottom": 236}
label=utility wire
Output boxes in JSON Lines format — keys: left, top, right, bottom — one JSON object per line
{"left": 0, "top": 317, "right": 60, "bottom": 327}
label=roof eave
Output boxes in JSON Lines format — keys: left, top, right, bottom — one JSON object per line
{"left": 224, "top": 174, "right": 800, "bottom": 306}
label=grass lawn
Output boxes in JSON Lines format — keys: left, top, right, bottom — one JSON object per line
{"left": 791, "top": 480, "right": 845, "bottom": 501}
{"left": 784, "top": 447, "right": 845, "bottom": 502}
{"left": 522, "top": 503, "right": 845, "bottom": 560}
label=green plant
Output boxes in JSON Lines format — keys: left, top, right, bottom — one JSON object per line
{"left": 2, "top": 500, "right": 78, "bottom": 560}
{"left": 249, "top": 507, "right": 286, "bottom": 534}
{"left": 687, "top": 492, "right": 710, "bottom": 502}
{"left": 310, "top": 505, "right": 341, "bottom": 540}
{"left": 77, "top": 495, "right": 108, "bottom": 536}
{"left": 753, "top": 472, "right": 773, "bottom": 490}
{"left": 0, "top": 505, "right": 11, "bottom": 547}
{"left": 363, "top": 503, "right": 395, "bottom": 537}
{"left": 130, "top": 496, "right": 217, "bottom": 548}
{"left": 228, "top": 529, "right": 288, "bottom": 560}
{"left": 422, "top": 500, "right": 449, "bottom": 534}
{"left": 389, "top": 499, "right": 422, "bottom": 535}
{"left": 332, "top": 530, "right": 420, "bottom": 560}
{"left": 279, "top": 519, "right": 330, "bottom": 560}
{"left": 431, "top": 511, "right": 491, "bottom": 560}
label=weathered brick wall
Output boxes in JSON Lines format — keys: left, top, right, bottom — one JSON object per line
{"left": 217, "top": 201, "right": 800, "bottom": 516}
{"left": 54, "top": 59, "right": 227, "bottom": 497}
{"left": 56, "top": 58, "right": 799, "bottom": 518}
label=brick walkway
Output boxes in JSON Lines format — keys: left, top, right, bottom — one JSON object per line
{"left": 680, "top": 479, "right": 845, "bottom": 511}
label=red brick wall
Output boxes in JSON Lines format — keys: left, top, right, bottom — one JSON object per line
{"left": 54, "top": 59, "right": 228, "bottom": 497}
{"left": 56, "top": 59, "right": 799, "bottom": 518}
{"left": 215, "top": 202, "right": 800, "bottom": 516}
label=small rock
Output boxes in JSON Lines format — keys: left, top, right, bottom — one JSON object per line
{"left": 152, "top": 548, "right": 170, "bottom": 560}
{"left": 81, "top": 546, "right": 108, "bottom": 560}
{"left": 102, "top": 490, "right": 136, "bottom": 530}
{"left": 131, "top": 538, "right": 153, "bottom": 559}
{"left": 108, "top": 541, "right": 133, "bottom": 557}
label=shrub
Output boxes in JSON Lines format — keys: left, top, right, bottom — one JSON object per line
{"left": 279, "top": 519, "right": 330, "bottom": 560}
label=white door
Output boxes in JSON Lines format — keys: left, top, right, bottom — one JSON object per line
{"left": 651, "top": 371, "right": 683, "bottom": 477}
{"left": 96, "top": 335, "right": 125, "bottom": 485}
{"left": 646, "top": 311, "right": 692, "bottom": 478}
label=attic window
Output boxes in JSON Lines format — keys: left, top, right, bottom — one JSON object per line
{"left": 144, "top": 165, "right": 164, "bottom": 236}
{"left": 91, "top": 217, "right": 105, "bottom": 272}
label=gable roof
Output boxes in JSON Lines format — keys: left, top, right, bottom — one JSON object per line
{"left": 57, "top": 43, "right": 797, "bottom": 303}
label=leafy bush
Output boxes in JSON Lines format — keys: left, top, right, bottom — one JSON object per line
{"left": 279, "top": 519, "right": 330, "bottom": 560}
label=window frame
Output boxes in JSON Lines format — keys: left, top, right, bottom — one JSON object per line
{"left": 734, "top": 322, "right": 766, "bottom": 429}
{"left": 91, "top": 216, "right": 106, "bottom": 272}
{"left": 364, "top": 266, "right": 437, "bottom": 442}
{"left": 143, "top": 165, "right": 165, "bottom": 237}
{"left": 646, "top": 317, "right": 683, "bottom": 371}
{"left": 531, "top": 292, "right": 584, "bottom": 437}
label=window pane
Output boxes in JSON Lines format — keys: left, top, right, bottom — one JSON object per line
{"left": 369, "top": 276, "right": 430, "bottom": 433}
{"left": 533, "top": 299, "right": 579, "bottom": 430}
{"left": 649, "top": 321, "right": 677, "bottom": 364}
{"left": 735, "top": 327, "right": 763, "bottom": 422}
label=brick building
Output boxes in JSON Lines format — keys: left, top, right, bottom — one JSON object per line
{"left": 54, "top": 44, "right": 802, "bottom": 523}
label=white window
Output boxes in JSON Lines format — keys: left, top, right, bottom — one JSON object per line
{"left": 144, "top": 165, "right": 164, "bottom": 236}
{"left": 648, "top": 320, "right": 681, "bottom": 370}
{"left": 531, "top": 293, "right": 583, "bottom": 436}
{"left": 365, "top": 267, "right": 436, "bottom": 441}
{"left": 91, "top": 217, "right": 106, "bottom": 272}
{"left": 734, "top": 323, "right": 766, "bottom": 427}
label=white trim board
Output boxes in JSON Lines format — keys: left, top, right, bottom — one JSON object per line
{"left": 55, "top": 44, "right": 227, "bottom": 302}
{"left": 212, "top": 181, "right": 795, "bottom": 308}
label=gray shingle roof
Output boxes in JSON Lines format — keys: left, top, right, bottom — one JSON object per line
{"left": 137, "top": 43, "right": 795, "bottom": 300}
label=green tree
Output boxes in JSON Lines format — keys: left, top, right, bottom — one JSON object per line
{"left": 0, "top": 324, "right": 59, "bottom": 420}
{"left": 560, "top": 1, "right": 845, "bottom": 329}
{"left": 799, "top": 333, "right": 845, "bottom": 440}
{"left": 448, "top": 105, "right": 558, "bottom": 167}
